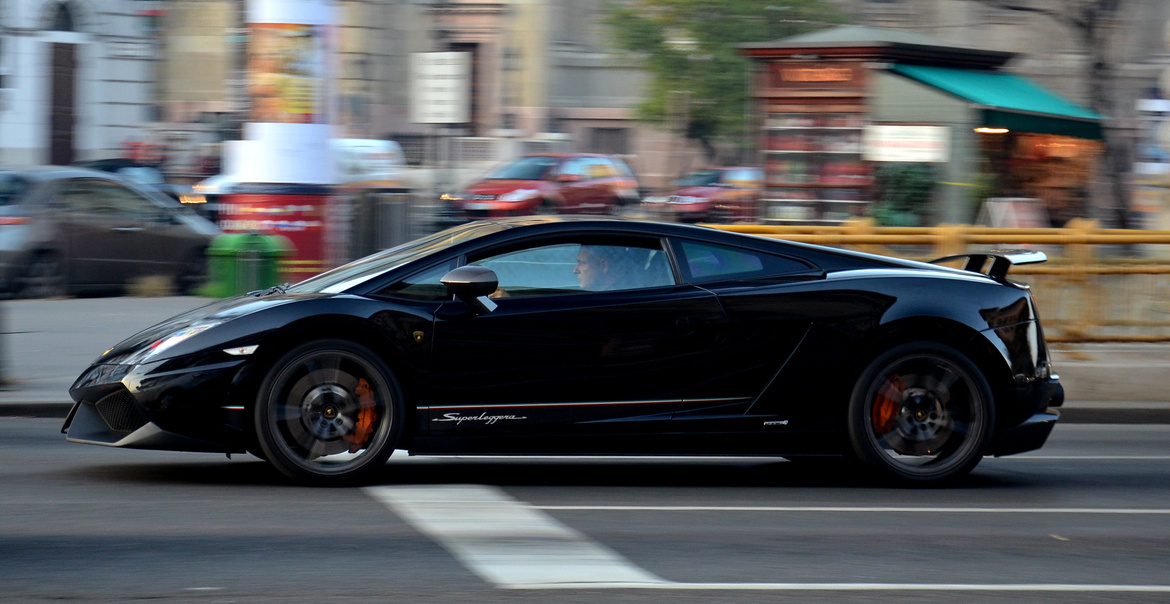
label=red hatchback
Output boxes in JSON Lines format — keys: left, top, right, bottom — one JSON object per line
{"left": 436, "top": 154, "right": 640, "bottom": 225}
{"left": 644, "top": 167, "right": 764, "bottom": 223}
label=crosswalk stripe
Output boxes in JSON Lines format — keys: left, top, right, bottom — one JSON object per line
{"left": 365, "top": 484, "right": 666, "bottom": 588}
{"left": 368, "top": 485, "right": 1170, "bottom": 593}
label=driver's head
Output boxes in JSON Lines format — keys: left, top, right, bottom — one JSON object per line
{"left": 574, "top": 245, "right": 625, "bottom": 291}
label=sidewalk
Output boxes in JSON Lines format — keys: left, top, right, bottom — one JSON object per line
{"left": 1, "top": 296, "right": 1168, "bottom": 423}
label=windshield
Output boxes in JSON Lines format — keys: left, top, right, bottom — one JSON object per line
{"left": 287, "top": 221, "right": 510, "bottom": 294}
{"left": 484, "top": 156, "right": 557, "bottom": 180}
{"left": 117, "top": 166, "right": 167, "bottom": 185}
{"left": 675, "top": 170, "right": 722, "bottom": 187}
{"left": 0, "top": 173, "right": 30, "bottom": 206}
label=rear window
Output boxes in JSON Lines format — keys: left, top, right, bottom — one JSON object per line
{"left": 0, "top": 173, "right": 30, "bottom": 206}
{"left": 676, "top": 240, "right": 815, "bottom": 282}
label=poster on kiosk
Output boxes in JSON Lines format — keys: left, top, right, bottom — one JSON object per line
{"left": 220, "top": 0, "right": 336, "bottom": 284}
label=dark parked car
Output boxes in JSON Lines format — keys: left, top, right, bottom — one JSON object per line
{"left": 72, "top": 158, "right": 195, "bottom": 203}
{"left": 63, "top": 217, "right": 1062, "bottom": 485}
{"left": 435, "top": 153, "right": 640, "bottom": 226}
{"left": 0, "top": 166, "right": 220, "bottom": 297}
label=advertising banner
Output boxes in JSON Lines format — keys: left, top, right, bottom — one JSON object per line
{"left": 248, "top": 23, "right": 324, "bottom": 125}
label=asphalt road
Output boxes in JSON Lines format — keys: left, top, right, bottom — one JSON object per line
{"left": 2, "top": 418, "right": 1168, "bottom": 603}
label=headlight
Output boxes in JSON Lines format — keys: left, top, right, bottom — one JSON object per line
{"left": 123, "top": 321, "right": 224, "bottom": 365}
{"left": 671, "top": 196, "right": 704, "bottom": 204}
{"left": 439, "top": 193, "right": 464, "bottom": 202}
{"left": 498, "top": 188, "right": 540, "bottom": 202}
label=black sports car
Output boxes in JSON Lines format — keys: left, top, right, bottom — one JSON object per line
{"left": 63, "top": 217, "right": 1063, "bottom": 484}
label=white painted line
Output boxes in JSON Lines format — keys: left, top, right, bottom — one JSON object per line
{"left": 1001, "top": 455, "right": 1170, "bottom": 460}
{"left": 368, "top": 485, "right": 1170, "bottom": 593}
{"left": 365, "top": 485, "right": 666, "bottom": 588}
{"left": 535, "top": 505, "right": 1170, "bottom": 514}
{"left": 509, "top": 582, "right": 1170, "bottom": 592}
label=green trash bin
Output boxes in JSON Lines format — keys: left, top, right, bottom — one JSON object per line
{"left": 201, "top": 233, "right": 296, "bottom": 297}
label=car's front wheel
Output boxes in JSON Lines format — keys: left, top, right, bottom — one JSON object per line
{"left": 846, "top": 341, "right": 994, "bottom": 484}
{"left": 19, "top": 252, "right": 65, "bottom": 298}
{"left": 255, "top": 339, "right": 403, "bottom": 483}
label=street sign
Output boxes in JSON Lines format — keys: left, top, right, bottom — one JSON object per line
{"left": 411, "top": 52, "right": 470, "bottom": 124}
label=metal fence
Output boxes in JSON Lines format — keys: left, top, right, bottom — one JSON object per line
{"left": 714, "top": 218, "right": 1170, "bottom": 343}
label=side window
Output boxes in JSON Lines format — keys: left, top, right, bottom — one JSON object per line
{"left": 95, "top": 181, "right": 166, "bottom": 219}
{"left": 677, "top": 240, "right": 814, "bottom": 282}
{"left": 586, "top": 158, "right": 613, "bottom": 180}
{"left": 57, "top": 180, "right": 103, "bottom": 213}
{"left": 468, "top": 240, "right": 676, "bottom": 297}
{"left": 558, "top": 158, "right": 588, "bottom": 179}
{"left": 376, "top": 258, "right": 457, "bottom": 301}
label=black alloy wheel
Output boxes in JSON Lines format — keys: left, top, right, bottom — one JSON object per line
{"left": 19, "top": 252, "right": 65, "bottom": 298}
{"left": 255, "top": 339, "right": 403, "bottom": 483}
{"left": 847, "top": 341, "right": 994, "bottom": 484}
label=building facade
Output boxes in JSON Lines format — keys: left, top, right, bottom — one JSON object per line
{"left": 0, "top": 0, "right": 157, "bottom": 166}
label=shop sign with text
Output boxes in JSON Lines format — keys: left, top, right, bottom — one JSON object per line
{"left": 863, "top": 125, "right": 950, "bottom": 163}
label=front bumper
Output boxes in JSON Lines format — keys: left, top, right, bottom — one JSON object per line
{"left": 63, "top": 356, "right": 252, "bottom": 453}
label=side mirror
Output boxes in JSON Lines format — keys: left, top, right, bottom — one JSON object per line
{"left": 441, "top": 266, "right": 499, "bottom": 315}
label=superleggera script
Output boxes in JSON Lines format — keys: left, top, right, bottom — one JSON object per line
{"left": 433, "top": 412, "right": 528, "bottom": 425}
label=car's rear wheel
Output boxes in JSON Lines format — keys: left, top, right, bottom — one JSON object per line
{"left": 255, "top": 339, "right": 403, "bottom": 483}
{"left": 846, "top": 341, "right": 994, "bottom": 484}
{"left": 19, "top": 252, "right": 65, "bottom": 298}
{"left": 174, "top": 251, "right": 208, "bottom": 295}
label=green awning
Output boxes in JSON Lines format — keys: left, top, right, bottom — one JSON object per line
{"left": 889, "top": 64, "right": 1104, "bottom": 140}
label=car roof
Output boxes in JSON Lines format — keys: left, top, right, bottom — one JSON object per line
{"left": 0, "top": 165, "right": 123, "bottom": 182}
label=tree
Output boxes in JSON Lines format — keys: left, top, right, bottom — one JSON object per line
{"left": 603, "top": 0, "right": 848, "bottom": 161}
{"left": 965, "top": 0, "right": 1134, "bottom": 228}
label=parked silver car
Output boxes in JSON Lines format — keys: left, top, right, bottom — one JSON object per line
{"left": 0, "top": 166, "right": 221, "bottom": 298}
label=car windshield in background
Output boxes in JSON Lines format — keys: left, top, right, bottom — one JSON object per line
{"left": 117, "top": 166, "right": 167, "bottom": 186}
{"left": 485, "top": 156, "right": 557, "bottom": 180}
{"left": 0, "top": 173, "right": 30, "bottom": 206}
{"left": 676, "top": 170, "right": 723, "bottom": 187}
{"left": 287, "top": 221, "right": 509, "bottom": 294}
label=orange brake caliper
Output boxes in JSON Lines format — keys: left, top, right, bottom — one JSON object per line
{"left": 872, "top": 374, "right": 904, "bottom": 436}
{"left": 344, "top": 379, "right": 377, "bottom": 453}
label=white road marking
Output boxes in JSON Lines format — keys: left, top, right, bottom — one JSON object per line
{"left": 511, "top": 582, "right": 1170, "bottom": 592}
{"left": 364, "top": 485, "right": 666, "bottom": 587}
{"left": 533, "top": 505, "right": 1170, "bottom": 514}
{"left": 367, "top": 485, "right": 1170, "bottom": 593}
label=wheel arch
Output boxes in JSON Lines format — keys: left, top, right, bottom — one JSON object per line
{"left": 238, "top": 313, "right": 421, "bottom": 447}
{"left": 844, "top": 316, "right": 1017, "bottom": 432}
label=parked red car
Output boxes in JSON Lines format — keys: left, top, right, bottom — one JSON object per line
{"left": 644, "top": 167, "right": 764, "bottom": 223}
{"left": 435, "top": 153, "right": 640, "bottom": 226}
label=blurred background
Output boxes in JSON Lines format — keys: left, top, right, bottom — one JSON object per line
{"left": 2, "top": 0, "right": 1170, "bottom": 293}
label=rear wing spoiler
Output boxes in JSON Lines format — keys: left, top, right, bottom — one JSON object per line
{"left": 929, "top": 250, "right": 1047, "bottom": 282}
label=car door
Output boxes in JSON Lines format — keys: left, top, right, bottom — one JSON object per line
{"left": 104, "top": 182, "right": 192, "bottom": 280}
{"left": 551, "top": 157, "right": 592, "bottom": 213}
{"left": 424, "top": 235, "right": 726, "bottom": 437}
{"left": 666, "top": 237, "right": 828, "bottom": 430}
{"left": 53, "top": 178, "right": 144, "bottom": 289}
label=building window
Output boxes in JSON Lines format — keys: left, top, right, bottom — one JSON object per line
{"left": 51, "top": 2, "right": 75, "bottom": 32}
{"left": 589, "top": 128, "right": 629, "bottom": 155}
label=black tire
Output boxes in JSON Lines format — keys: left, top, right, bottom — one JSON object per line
{"left": 255, "top": 339, "right": 403, "bottom": 483}
{"left": 174, "top": 251, "right": 208, "bottom": 295}
{"left": 18, "top": 252, "right": 65, "bottom": 299}
{"left": 846, "top": 341, "right": 994, "bottom": 484}
{"left": 535, "top": 199, "right": 556, "bottom": 215}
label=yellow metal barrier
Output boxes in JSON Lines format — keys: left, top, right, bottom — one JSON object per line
{"left": 712, "top": 218, "right": 1170, "bottom": 343}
